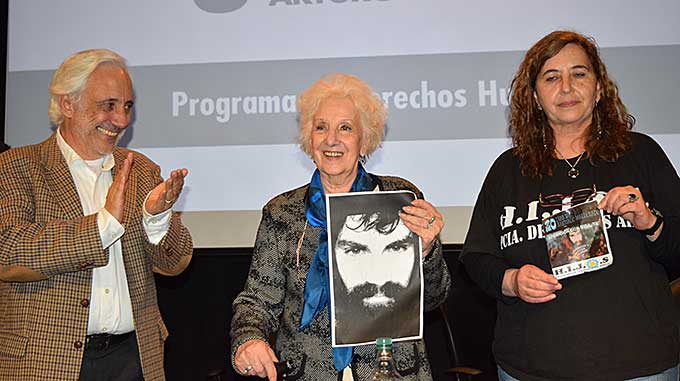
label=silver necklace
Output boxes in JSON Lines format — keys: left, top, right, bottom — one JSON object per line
{"left": 555, "top": 148, "right": 586, "bottom": 179}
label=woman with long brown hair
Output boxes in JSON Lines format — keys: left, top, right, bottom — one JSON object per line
{"left": 461, "top": 31, "right": 680, "bottom": 380}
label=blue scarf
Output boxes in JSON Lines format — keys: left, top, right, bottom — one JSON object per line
{"left": 300, "top": 164, "right": 377, "bottom": 371}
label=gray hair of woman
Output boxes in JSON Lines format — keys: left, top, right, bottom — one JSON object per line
{"left": 297, "top": 73, "right": 387, "bottom": 160}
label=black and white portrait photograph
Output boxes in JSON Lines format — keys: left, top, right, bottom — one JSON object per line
{"left": 327, "top": 191, "right": 423, "bottom": 347}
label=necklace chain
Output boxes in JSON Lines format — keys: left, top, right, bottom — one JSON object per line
{"left": 555, "top": 148, "right": 586, "bottom": 179}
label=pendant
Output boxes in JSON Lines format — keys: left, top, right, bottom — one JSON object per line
{"left": 568, "top": 167, "right": 580, "bottom": 179}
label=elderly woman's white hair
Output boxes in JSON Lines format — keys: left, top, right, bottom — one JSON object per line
{"left": 297, "top": 73, "right": 387, "bottom": 159}
{"left": 48, "top": 49, "right": 128, "bottom": 126}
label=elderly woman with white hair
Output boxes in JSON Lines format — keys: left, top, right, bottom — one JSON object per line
{"left": 230, "top": 73, "right": 451, "bottom": 381}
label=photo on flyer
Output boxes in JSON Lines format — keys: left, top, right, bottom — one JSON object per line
{"left": 543, "top": 200, "right": 613, "bottom": 280}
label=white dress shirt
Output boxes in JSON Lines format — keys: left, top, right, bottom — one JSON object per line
{"left": 56, "top": 130, "right": 172, "bottom": 335}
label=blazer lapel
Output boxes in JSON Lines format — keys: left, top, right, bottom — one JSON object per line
{"left": 112, "top": 149, "right": 142, "bottom": 285}
{"left": 41, "top": 134, "right": 84, "bottom": 220}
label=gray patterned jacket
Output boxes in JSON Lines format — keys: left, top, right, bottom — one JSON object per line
{"left": 231, "top": 175, "right": 451, "bottom": 381}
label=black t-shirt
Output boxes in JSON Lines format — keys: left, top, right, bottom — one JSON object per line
{"left": 461, "top": 132, "right": 680, "bottom": 380}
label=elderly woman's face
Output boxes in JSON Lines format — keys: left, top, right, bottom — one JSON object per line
{"left": 310, "top": 97, "right": 365, "bottom": 188}
{"left": 534, "top": 43, "right": 601, "bottom": 133}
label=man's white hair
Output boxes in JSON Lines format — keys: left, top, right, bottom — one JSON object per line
{"left": 48, "top": 49, "right": 128, "bottom": 126}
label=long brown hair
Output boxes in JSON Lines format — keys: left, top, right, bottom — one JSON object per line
{"left": 509, "top": 31, "right": 633, "bottom": 178}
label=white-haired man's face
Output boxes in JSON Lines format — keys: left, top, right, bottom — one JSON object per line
{"left": 334, "top": 213, "right": 416, "bottom": 309}
{"left": 60, "top": 64, "right": 134, "bottom": 160}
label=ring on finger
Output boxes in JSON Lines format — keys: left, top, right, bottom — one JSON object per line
{"left": 627, "top": 193, "right": 638, "bottom": 203}
{"left": 244, "top": 365, "right": 253, "bottom": 373}
{"left": 427, "top": 216, "right": 436, "bottom": 229}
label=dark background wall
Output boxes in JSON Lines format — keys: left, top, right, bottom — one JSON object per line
{"left": 1, "top": 2, "right": 7, "bottom": 150}
{"left": 156, "top": 245, "right": 497, "bottom": 381}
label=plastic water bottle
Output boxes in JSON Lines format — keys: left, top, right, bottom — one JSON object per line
{"left": 368, "top": 338, "right": 403, "bottom": 380}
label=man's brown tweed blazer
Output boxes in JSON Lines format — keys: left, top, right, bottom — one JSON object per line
{"left": 0, "top": 134, "right": 193, "bottom": 380}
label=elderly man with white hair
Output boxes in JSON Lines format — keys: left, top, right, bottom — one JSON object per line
{"left": 0, "top": 49, "right": 193, "bottom": 381}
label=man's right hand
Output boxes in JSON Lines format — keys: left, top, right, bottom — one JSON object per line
{"left": 105, "top": 152, "right": 133, "bottom": 222}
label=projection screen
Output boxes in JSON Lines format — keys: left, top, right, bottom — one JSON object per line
{"left": 6, "top": 0, "right": 680, "bottom": 247}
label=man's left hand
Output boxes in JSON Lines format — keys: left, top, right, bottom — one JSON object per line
{"left": 145, "top": 168, "right": 189, "bottom": 215}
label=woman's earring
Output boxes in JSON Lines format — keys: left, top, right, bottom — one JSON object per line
{"left": 533, "top": 91, "right": 542, "bottom": 111}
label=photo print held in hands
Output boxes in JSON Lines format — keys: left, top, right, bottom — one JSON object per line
{"left": 327, "top": 191, "right": 423, "bottom": 347}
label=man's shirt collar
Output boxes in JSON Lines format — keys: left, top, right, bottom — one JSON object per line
{"left": 56, "top": 128, "right": 115, "bottom": 172}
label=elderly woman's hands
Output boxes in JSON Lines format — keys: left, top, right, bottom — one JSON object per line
{"left": 399, "top": 199, "right": 444, "bottom": 257}
{"left": 234, "top": 339, "right": 279, "bottom": 381}
{"left": 598, "top": 185, "right": 662, "bottom": 240}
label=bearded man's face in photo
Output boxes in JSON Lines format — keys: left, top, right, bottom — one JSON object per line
{"left": 333, "top": 212, "right": 417, "bottom": 317}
